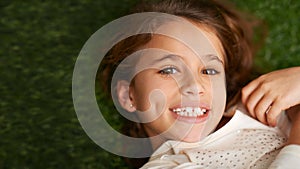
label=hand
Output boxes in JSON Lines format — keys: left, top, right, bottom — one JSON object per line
{"left": 242, "top": 67, "right": 300, "bottom": 126}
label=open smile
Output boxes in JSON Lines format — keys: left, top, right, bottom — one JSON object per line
{"left": 170, "top": 106, "right": 210, "bottom": 123}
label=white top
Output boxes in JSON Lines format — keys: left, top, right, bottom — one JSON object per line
{"left": 141, "top": 110, "right": 300, "bottom": 169}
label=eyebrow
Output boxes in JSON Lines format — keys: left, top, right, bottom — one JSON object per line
{"left": 202, "top": 54, "right": 224, "bottom": 65}
{"left": 150, "top": 54, "right": 181, "bottom": 64}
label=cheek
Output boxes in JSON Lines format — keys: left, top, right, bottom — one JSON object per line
{"left": 211, "top": 75, "right": 227, "bottom": 113}
{"left": 130, "top": 84, "right": 152, "bottom": 111}
{"left": 130, "top": 76, "right": 158, "bottom": 109}
{"left": 200, "top": 77, "right": 214, "bottom": 98}
{"left": 131, "top": 77, "right": 178, "bottom": 111}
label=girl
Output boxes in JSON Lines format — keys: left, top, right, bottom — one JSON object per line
{"left": 99, "top": 0, "right": 300, "bottom": 168}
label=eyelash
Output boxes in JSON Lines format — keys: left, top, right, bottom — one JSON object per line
{"left": 201, "top": 68, "right": 220, "bottom": 75}
{"left": 158, "top": 67, "right": 220, "bottom": 76}
{"left": 159, "top": 66, "right": 178, "bottom": 75}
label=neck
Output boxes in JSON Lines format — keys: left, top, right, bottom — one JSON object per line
{"left": 148, "top": 135, "right": 167, "bottom": 151}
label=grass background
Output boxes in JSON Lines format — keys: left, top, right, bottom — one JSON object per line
{"left": 1, "top": 0, "right": 299, "bottom": 168}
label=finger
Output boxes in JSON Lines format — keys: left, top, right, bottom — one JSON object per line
{"left": 244, "top": 87, "right": 264, "bottom": 118}
{"left": 241, "top": 79, "right": 261, "bottom": 104}
{"left": 266, "top": 100, "right": 283, "bottom": 127}
{"left": 254, "top": 95, "right": 273, "bottom": 125}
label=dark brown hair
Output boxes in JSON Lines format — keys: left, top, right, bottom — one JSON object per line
{"left": 101, "top": 0, "right": 259, "bottom": 108}
{"left": 99, "top": 0, "right": 263, "bottom": 167}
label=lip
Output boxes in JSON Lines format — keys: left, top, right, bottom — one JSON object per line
{"left": 172, "top": 110, "right": 210, "bottom": 123}
{"left": 169, "top": 104, "right": 211, "bottom": 123}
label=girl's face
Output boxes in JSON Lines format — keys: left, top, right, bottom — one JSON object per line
{"left": 118, "top": 22, "right": 226, "bottom": 145}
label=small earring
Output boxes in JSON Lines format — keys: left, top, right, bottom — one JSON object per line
{"left": 130, "top": 104, "right": 133, "bottom": 108}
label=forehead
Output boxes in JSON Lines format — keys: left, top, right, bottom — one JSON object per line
{"left": 190, "top": 21, "right": 225, "bottom": 63}
{"left": 142, "top": 19, "right": 225, "bottom": 63}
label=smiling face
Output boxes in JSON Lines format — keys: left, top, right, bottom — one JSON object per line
{"left": 116, "top": 22, "right": 226, "bottom": 148}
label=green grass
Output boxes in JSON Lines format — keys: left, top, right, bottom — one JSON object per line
{"left": 231, "top": 0, "right": 300, "bottom": 72}
{"left": 1, "top": 0, "right": 299, "bottom": 168}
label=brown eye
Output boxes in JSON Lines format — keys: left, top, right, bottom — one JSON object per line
{"left": 202, "top": 69, "right": 219, "bottom": 75}
{"left": 159, "top": 67, "right": 178, "bottom": 75}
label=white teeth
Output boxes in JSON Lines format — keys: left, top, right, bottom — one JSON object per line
{"left": 194, "top": 108, "right": 201, "bottom": 115}
{"left": 172, "top": 107, "right": 208, "bottom": 117}
{"left": 186, "top": 107, "right": 192, "bottom": 113}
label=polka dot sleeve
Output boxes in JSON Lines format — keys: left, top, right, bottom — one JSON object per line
{"left": 184, "top": 129, "right": 286, "bottom": 168}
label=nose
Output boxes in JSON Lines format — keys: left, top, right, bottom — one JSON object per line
{"left": 180, "top": 75, "right": 205, "bottom": 96}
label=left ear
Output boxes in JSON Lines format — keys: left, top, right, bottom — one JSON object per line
{"left": 116, "top": 80, "right": 136, "bottom": 112}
